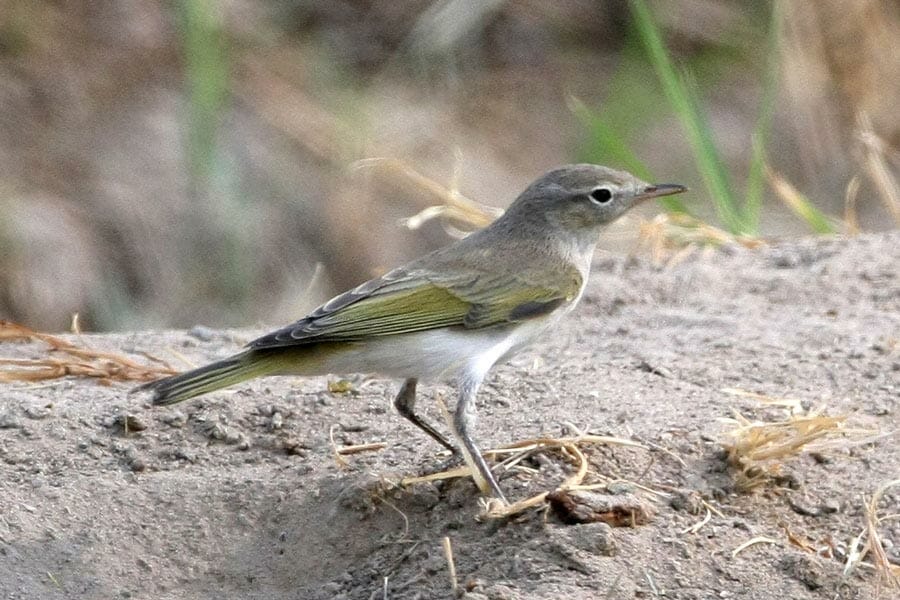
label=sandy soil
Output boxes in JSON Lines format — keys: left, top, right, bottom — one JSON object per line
{"left": 2, "top": 233, "right": 899, "bottom": 599}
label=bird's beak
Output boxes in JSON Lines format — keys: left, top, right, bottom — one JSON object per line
{"left": 637, "top": 183, "right": 688, "bottom": 202}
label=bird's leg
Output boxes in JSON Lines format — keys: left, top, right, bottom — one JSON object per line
{"left": 454, "top": 376, "right": 508, "bottom": 503}
{"left": 393, "top": 378, "right": 458, "bottom": 454}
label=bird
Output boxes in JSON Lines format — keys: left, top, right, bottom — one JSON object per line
{"left": 135, "top": 164, "right": 686, "bottom": 503}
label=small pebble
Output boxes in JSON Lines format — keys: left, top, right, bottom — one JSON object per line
{"left": 637, "top": 360, "right": 673, "bottom": 378}
{"left": 789, "top": 497, "right": 821, "bottom": 517}
{"left": 256, "top": 404, "right": 276, "bottom": 417}
{"left": 870, "top": 404, "right": 891, "bottom": 416}
{"left": 669, "top": 489, "right": 703, "bottom": 514}
{"left": 115, "top": 414, "right": 148, "bottom": 433}
{"left": 206, "top": 423, "right": 227, "bottom": 440}
{"left": 606, "top": 481, "right": 636, "bottom": 495}
{"left": 320, "top": 582, "right": 342, "bottom": 595}
{"left": 809, "top": 452, "right": 830, "bottom": 464}
{"left": 779, "top": 553, "right": 824, "bottom": 590}
{"left": 281, "top": 438, "right": 307, "bottom": 456}
{"left": 161, "top": 411, "right": 188, "bottom": 428}
{"left": 135, "top": 558, "right": 152, "bottom": 572}
{"left": 174, "top": 448, "right": 196, "bottom": 462}
{"left": 340, "top": 421, "right": 367, "bottom": 433}
{"left": 0, "top": 411, "right": 22, "bottom": 429}
{"left": 269, "top": 412, "right": 284, "bottom": 430}
{"left": 188, "top": 325, "right": 217, "bottom": 342}
{"left": 25, "top": 406, "right": 51, "bottom": 420}
{"left": 555, "top": 521, "right": 618, "bottom": 556}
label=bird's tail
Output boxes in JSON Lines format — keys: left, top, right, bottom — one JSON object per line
{"left": 135, "top": 350, "right": 283, "bottom": 406}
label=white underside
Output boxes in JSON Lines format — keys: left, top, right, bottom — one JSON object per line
{"left": 315, "top": 317, "right": 550, "bottom": 383}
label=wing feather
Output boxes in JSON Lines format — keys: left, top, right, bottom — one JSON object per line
{"left": 248, "top": 263, "right": 583, "bottom": 349}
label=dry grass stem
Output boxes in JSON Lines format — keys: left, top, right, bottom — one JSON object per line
{"left": 720, "top": 402, "right": 881, "bottom": 493}
{"left": 724, "top": 411, "right": 846, "bottom": 461}
{"left": 856, "top": 112, "right": 900, "bottom": 225}
{"left": 376, "top": 495, "right": 410, "bottom": 541}
{"left": 442, "top": 536, "right": 458, "bottom": 594}
{"left": 335, "top": 442, "right": 388, "bottom": 456}
{"left": 682, "top": 507, "right": 712, "bottom": 535}
{"left": 484, "top": 434, "right": 646, "bottom": 456}
{"left": 70, "top": 312, "right": 82, "bottom": 335}
{"left": 0, "top": 320, "right": 177, "bottom": 384}
{"left": 639, "top": 439, "right": 688, "bottom": 468}
{"left": 844, "top": 175, "right": 862, "bottom": 234}
{"left": 677, "top": 497, "right": 724, "bottom": 534}
{"left": 765, "top": 165, "right": 835, "bottom": 232}
{"left": 399, "top": 466, "right": 472, "bottom": 487}
{"left": 732, "top": 536, "right": 780, "bottom": 557}
{"left": 637, "top": 213, "right": 764, "bottom": 266}
{"left": 569, "top": 479, "right": 671, "bottom": 501}
{"left": 644, "top": 571, "right": 660, "bottom": 597}
{"left": 856, "top": 479, "right": 900, "bottom": 591}
{"left": 235, "top": 58, "right": 347, "bottom": 163}
{"left": 400, "top": 424, "right": 649, "bottom": 520}
{"left": 720, "top": 387, "right": 805, "bottom": 413}
{"left": 352, "top": 158, "right": 502, "bottom": 233}
{"left": 329, "top": 425, "right": 349, "bottom": 469}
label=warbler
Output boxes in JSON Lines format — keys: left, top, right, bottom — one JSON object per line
{"left": 136, "top": 164, "right": 686, "bottom": 502}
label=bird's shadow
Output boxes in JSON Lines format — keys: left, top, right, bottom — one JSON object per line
{"left": 207, "top": 472, "right": 477, "bottom": 599}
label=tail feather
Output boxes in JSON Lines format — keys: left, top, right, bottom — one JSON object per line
{"left": 136, "top": 350, "right": 281, "bottom": 405}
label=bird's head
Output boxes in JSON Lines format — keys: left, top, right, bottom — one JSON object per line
{"left": 505, "top": 164, "right": 686, "bottom": 238}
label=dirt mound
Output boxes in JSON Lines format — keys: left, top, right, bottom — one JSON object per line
{"left": 2, "top": 233, "right": 898, "bottom": 599}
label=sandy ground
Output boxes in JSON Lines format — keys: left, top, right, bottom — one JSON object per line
{"left": 2, "top": 233, "right": 899, "bottom": 599}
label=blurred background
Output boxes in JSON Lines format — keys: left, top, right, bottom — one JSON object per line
{"left": 1, "top": 0, "right": 898, "bottom": 332}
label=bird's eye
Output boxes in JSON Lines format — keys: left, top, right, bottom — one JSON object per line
{"left": 589, "top": 187, "right": 613, "bottom": 204}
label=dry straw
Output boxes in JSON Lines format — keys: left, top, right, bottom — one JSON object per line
{"left": 0, "top": 320, "right": 176, "bottom": 384}
{"left": 718, "top": 388, "right": 886, "bottom": 493}
{"left": 843, "top": 479, "right": 900, "bottom": 593}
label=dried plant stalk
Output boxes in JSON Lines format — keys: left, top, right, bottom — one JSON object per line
{"left": 0, "top": 321, "right": 176, "bottom": 384}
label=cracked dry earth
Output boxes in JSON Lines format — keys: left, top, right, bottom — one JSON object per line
{"left": 1, "top": 232, "right": 898, "bottom": 599}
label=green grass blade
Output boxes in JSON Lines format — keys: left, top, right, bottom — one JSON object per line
{"left": 743, "top": 2, "right": 782, "bottom": 234}
{"left": 570, "top": 97, "right": 651, "bottom": 179}
{"left": 570, "top": 97, "right": 690, "bottom": 214}
{"left": 180, "top": 0, "right": 229, "bottom": 189}
{"left": 628, "top": 0, "right": 748, "bottom": 234}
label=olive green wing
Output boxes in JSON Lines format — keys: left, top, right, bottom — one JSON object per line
{"left": 444, "top": 270, "right": 581, "bottom": 328}
{"left": 247, "top": 265, "right": 583, "bottom": 349}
